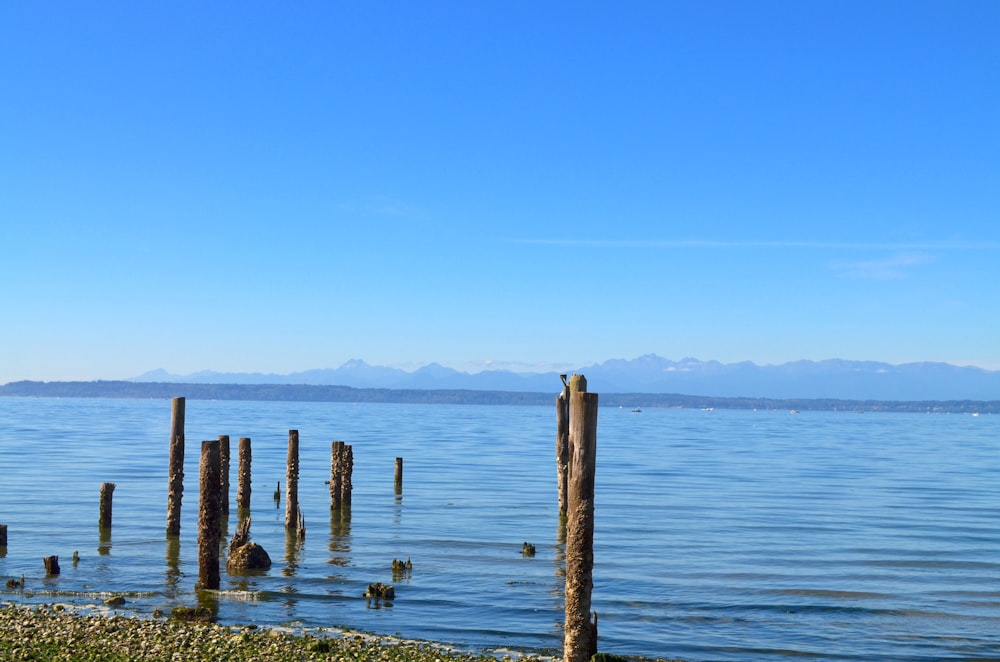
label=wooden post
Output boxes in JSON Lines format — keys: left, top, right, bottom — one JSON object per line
{"left": 394, "top": 457, "right": 403, "bottom": 493}
{"left": 44, "top": 555, "right": 60, "bottom": 575}
{"left": 330, "top": 441, "right": 344, "bottom": 509}
{"left": 0, "top": 524, "right": 7, "bottom": 547}
{"left": 218, "top": 435, "right": 231, "bottom": 517}
{"left": 564, "top": 375, "right": 598, "bottom": 662}
{"left": 236, "top": 437, "right": 252, "bottom": 513}
{"left": 341, "top": 443, "right": 353, "bottom": 507}
{"left": 556, "top": 374, "right": 571, "bottom": 518}
{"left": 99, "top": 482, "right": 116, "bottom": 529}
{"left": 197, "top": 439, "right": 222, "bottom": 590}
{"left": 285, "top": 430, "right": 299, "bottom": 530}
{"left": 166, "top": 397, "right": 185, "bottom": 537}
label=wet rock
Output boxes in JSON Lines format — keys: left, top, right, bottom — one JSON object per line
{"left": 227, "top": 542, "right": 272, "bottom": 571}
{"left": 363, "top": 583, "right": 395, "bottom": 600}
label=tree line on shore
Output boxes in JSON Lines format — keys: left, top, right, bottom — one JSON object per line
{"left": 0, "top": 379, "right": 996, "bottom": 414}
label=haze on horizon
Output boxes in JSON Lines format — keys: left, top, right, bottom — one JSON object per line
{"left": 2, "top": 2, "right": 999, "bottom": 384}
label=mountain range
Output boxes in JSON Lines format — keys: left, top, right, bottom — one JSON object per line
{"left": 131, "top": 355, "right": 1000, "bottom": 402}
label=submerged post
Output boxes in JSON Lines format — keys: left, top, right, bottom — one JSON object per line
{"left": 394, "top": 457, "right": 403, "bottom": 493}
{"left": 285, "top": 430, "right": 300, "bottom": 530}
{"left": 197, "top": 439, "right": 222, "bottom": 590}
{"left": 166, "top": 396, "right": 185, "bottom": 537}
{"left": 219, "top": 435, "right": 231, "bottom": 518}
{"left": 236, "top": 437, "right": 252, "bottom": 514}
{"left": 556, "top": 374, "right": 571, "bottom": 519}
{"left": 564, "top": 374, "right": 598, "bottom": 662}
{"left": 99, "top": 482, "right": 116, "bottom": 529}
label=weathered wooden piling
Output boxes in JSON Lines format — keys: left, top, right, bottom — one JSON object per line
{"left": 99, "top": 482, "right": 116, "bottom": 529}
{"left": 329, "top": 441, "right": 343, "bottom": 509}
{"left": 394, "top": 457, "right": 403, "bottom": 493}
{"left": 44, "top": 555, "right": 60, "bottom": 575}
{"left": 330, "top": 441, "right": 353, "bottom": 509}
{"left": 556, "top": 374, "right": 571, "bottom": 519}
{"left": 166, "top": 397, "right": 185, "bottom": 537}
{"left": 564, "top": 375, "right": 598, "bottom": 662}
{"left": 197, "top": 439, "right": 222, "bottom": 590}
{"left": 236, "top": 437, "right": 252, "bottom": 513}
{"left": 285, "top": 430, "right": 300, "bottom": 530}
{"left": 218, "top": 435, "right": 231, "bottom": 517}
{"left": 0, "top": 524, "right": 7, "bottom": 547}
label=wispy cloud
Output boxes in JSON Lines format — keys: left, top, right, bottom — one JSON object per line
{"left": 337, "top": 199, "right": 418, "bottom": 217}
{"left": 828, "top": 252, "right": 935, "bottom": 279}
{"left": 513, "top": 238, "right": 1000, "bottom": 251}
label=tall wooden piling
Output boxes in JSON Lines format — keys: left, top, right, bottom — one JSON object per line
{"left": 166, "top": 397, "right": 185, "bottom": 537}
{"left": 330, "top": 441, "right": 353, "bottom": 509}
{"left": 197, "top": 439, "right": 222, "bottom": 590}
{"left": 394, "top": 457, "right": 403, "bottom": 493}
{"left": 218, "top": 435, "right": 231, "bottom": 517}
{"left": 556, "top": 374, "right": 571, "bottom": 519}
{"left": 44, "top": 555, "right": 60, "bottom": 575}
{"left": 99, "top": 482, "right": 116, "bottom": 529}
{"left": 236, "top": 437, "right": 252, "bottom": 513}
{"left": 564, "top": 375, "right": 598, "bottom": 662}
{"left": 285, "top": 430, "right": 300, "bottom": 530}
{"left": 341, "top": 444, "right": 353, "bottom": 507}
{"left": 0, "top": 524, "right": 7, "bottom": 547}
{"left": 330, "top": 441, "right": 343, "bottom": 509}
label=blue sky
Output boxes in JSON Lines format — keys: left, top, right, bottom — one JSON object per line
{"left": 2, "top": 1, "right": 998, "bottom": 383}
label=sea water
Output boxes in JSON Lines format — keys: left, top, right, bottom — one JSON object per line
{"left": 0, "top": 397, "right": 997, "bottom": 660}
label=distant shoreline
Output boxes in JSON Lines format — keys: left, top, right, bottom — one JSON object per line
{"left": 1, "top": 380, "right": 996, "bottom": 414}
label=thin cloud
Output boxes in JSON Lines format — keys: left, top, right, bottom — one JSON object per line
{"left": 337, "top": 199, "right": 418, "bottom": 217}
{"left": 829, "top": 252, "right": 935, "bottom": 280}
{"left": 514, "top": 238, "right": 1000, "bottom": 251}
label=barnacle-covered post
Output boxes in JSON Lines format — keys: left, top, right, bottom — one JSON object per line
{"left": 197, "top": 439, "right": 222, "bottom": 590}
{"left": 236, "top": 437, "right": 252, "bottom": 515}
{"left": 218, "top": 434, "right": 231, "bottom": 518}
{"left": 330, "top": 440, "right": 353, "bottom": 509}
{"left": 564, "top": 374, "right": 598, "bottom": 662}
{"left": 285, "top": 430, "right": 300, "bottom": 530}
{"left": 99, "top": 482, "right": 116, "bottom": 529}
{"left": 556, "top": 374, "right": 571, "bottom": 519}
{"left": 166, "top": 397, "right": 185, "bottom": 537}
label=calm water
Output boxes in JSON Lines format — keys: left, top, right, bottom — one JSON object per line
{"left": 0, "top": 397, "right": 998, "bottom": 660}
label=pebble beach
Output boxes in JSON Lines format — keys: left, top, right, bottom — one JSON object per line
{"left": 0, "top": 603, "right": 560, "bottom": 662}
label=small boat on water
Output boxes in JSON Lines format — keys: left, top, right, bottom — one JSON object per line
{"left": 631, "top": 407, "right": 642, "bottom": 413}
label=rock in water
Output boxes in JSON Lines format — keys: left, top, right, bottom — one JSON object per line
{"left": 227, "top": 542, "right": 272, "bottom": 571}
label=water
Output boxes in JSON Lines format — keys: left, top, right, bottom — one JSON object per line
{"left": 0, "top": 397, "right": 998, "bottom": 660}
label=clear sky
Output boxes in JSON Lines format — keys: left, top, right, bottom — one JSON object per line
{"left": 2, "top": 1, "right": 998, "bottom": 383}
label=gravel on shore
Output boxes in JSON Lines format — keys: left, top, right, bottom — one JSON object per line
{"left": 0, "top": 602, "right": 557, "bottom": 662}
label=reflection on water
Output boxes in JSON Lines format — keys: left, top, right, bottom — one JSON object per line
{"left": 328, "top": 507, "right": 351, "bottom": 571}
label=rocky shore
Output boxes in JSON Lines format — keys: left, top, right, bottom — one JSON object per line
{"left": 0, "top": 603, "right": 556, "bottom": 661}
